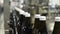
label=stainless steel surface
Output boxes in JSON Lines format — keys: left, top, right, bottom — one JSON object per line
{"left": 4, "top": 0, "right": 10, "bottom": 34}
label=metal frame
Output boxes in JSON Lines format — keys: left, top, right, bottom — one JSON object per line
{"left": 4, "top": 0, "right": 10, "bottom": 34}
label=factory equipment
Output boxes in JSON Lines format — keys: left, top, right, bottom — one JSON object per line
{"left": 9, "top": 9, "right": 33, "bottom": 34}
{"left": 8, "top": 0, "right": 52, "bottom": 34}
{"left": 3, "top": 0, "right": 60, "bottom": 34}
{"left": 9, "top": 0, "right": 33, "bottom": 34}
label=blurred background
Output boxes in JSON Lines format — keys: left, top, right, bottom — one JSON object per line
{"left": 0, "top": 0, "right": 60, "bottom": 34}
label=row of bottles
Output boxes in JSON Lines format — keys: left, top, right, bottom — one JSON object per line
{"left": 9, "top": 10, "right": 60, "bottom": 34}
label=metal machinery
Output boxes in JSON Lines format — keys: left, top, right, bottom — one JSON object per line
{"left": 3, "top": 0, "right": 60, "bottom": 34}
